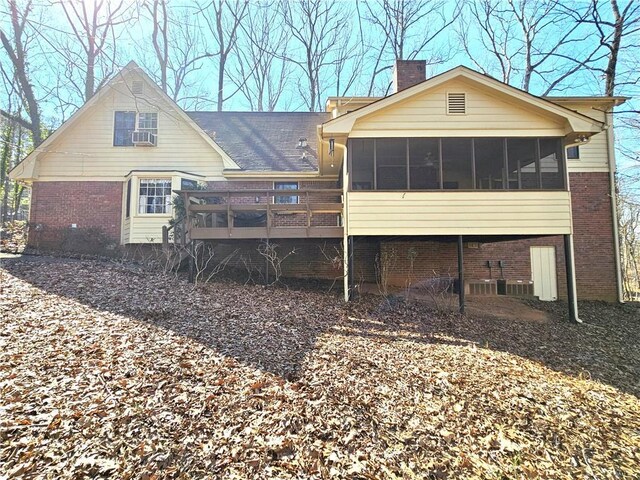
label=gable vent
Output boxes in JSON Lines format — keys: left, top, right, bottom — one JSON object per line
{"left": 447, "top": 92, "right": 466, "bottom": 114}
{"left": 131, "top": 81, "right": 143, "bottom": 95}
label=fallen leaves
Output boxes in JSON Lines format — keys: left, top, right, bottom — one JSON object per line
{"left": 0, "top": 256, "right": 639, "bottom": 479}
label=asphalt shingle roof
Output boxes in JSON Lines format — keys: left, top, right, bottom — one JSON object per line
{"left": 187, "top": 111, "right": 332, "bottom": 172}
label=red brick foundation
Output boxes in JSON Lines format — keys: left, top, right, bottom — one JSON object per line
{"left": 28, "top": 181, "right": 123, "bottom": 252}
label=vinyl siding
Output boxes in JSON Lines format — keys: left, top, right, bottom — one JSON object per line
{"left": 36, "top": 74, "right": 226, "bottom": 180}
{"left": 350, "top": 79, "right": 567, "bottom": 138}
{"left": 346, "top": 191, "right": 572, "bottom": 236}
{"left": 123, "top": 175, "right": 179, "bottom": 244}
{"left": 560, "top": 103, "right": 609, "bottom": 172}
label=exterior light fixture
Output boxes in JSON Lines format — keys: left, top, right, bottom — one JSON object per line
{"left": 297, "top": 137, "right": 308, "bottom": 148}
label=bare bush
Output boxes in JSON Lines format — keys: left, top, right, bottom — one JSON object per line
{"left": 407, "top": 270, "right": 457, "bottom": 315}
{"left": 258, "top": 240, "right": 296, "bottom": 285}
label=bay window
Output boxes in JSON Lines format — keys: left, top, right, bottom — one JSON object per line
{"left": 138, "top": 178, "right": 172, "bottom": 214}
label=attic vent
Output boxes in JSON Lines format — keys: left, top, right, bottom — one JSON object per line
{"left": 447, "top": 92, "right": 466, "bottom": 114}
{"left": 131, "top": 81, "right": 143, "bottom": 95}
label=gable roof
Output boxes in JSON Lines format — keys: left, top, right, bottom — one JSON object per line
{"left": 188, "top": 111, "right": 331, "bottom": 172}
{"left": 9, "top": 61, "right": 241, "bottom": 180}
{"left": 322, "top": 65, "right": 605, "bottom": 135}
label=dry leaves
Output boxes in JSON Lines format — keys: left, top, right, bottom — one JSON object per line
{"left": 1, "top": 256, "right": 639, "bottom": 479}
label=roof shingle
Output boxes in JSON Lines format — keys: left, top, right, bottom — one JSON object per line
{"left": 187, "top": 111, "right": 331, "bottom": 172}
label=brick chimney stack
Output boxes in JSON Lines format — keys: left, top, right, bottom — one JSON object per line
{"left": 393, "top": 59, "right": 426, "bottom": 93}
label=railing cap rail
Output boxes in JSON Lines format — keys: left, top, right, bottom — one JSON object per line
{"left": 174, "top": 188, "right": 343, "bottom": 196}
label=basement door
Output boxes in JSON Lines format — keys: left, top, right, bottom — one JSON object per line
{"left": 530, "top": 246, "right": 558, "bottom": 301}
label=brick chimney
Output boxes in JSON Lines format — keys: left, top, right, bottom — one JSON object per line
{"left": 393, "top": 59, "right": 426, "bottom": 93}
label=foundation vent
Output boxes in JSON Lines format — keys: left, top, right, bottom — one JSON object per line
{"left": 505, "top": 280, "right": 534, "bottom": 296}
{"left": 447, "top": 92, "right": 466, "bottom": 114}
{"left": 465, "top": 280, "right": 497, "bottom": 295}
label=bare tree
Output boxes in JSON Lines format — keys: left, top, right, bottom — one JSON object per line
{"left": 363, "top": 0, "right": 461, "bottom": 95}
{"left": 145, "top": 0, "right": 169, "bottom": 93}
{"left": 618, "top": 178, "right": 640, "bottom": 299}
{"left": 57, "top": 0, "right": 132, "bottom": 102}
{"left": 0, "top": 0, "right": 42, "bottom": 147}
{"left": 586, "top": 0, "right": 640, "bottom": 96}
{"left": 140, "top": 1, "right": 211, "bottom": 107}
{"left": 459, "top": 0, "right": 597, "bottom": 94}
{"left": 200, "top": 0, "right": 249, "bottom": 111}
{"left": 280, "top": 0, "right": 353, "bottom": 111}
{"left": 230, "top": 1, "right": 290, "bottom": 111}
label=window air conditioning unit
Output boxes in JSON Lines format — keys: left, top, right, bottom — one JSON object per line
{"left": 132, "top": 131, "right": 157, "bottom": 146}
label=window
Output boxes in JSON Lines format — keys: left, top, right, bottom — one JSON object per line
{"left": 125, "top": 179, "right": 131, "bottom": 218}
{"left": 274, "top": 182, "right": 298, "bottom": 204}
{"left": 114, "top": 112, "right": 136, "bottom": 146}
{"left": 138, "top": 179, "right": 172, "bottom": 214}
{"left": 114, "top": 111, "right": 158, "bottom": 146}
{"left": 138, "top": 113, "right": 158, "bottom": 136}
{"left": 181, "top": 178, "right": 199, "bottom": 190}
{"left": 567, "top": 146, "right": 579, "bottom": 159}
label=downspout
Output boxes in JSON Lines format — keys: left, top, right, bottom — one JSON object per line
{"left": 605, "top": 109, "right": 625, "bottom": 303}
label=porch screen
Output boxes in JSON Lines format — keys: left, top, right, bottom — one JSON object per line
{"left": 348, "top": 137, "right": 565, "bottom": 191}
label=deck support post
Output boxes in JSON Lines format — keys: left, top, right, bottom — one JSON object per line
{"left": 188, "top": 240, "right": 195, "bottom": 283}
{"left": 564, "top": 234, "right": 580, "bottom": 323}
{"left": 457, "top": 235, "right": 465, "bottom": 314}
{"left": 264, "top": 238, "right": 270, "bottom": 285}
{"left": 343, "top": 235, "right": 352, "bottom": 302}
{"left": 348, "top": 236, "right": 355, "bottom": 300}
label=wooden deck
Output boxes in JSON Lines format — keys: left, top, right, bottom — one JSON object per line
{"left": 176, "top": 189, "right": 344, "bottom": 240}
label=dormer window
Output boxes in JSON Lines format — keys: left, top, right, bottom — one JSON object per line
{"left": 113, "top": 111, "right": 158, "bottom": 146}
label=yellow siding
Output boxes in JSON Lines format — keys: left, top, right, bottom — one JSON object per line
{"left": 347, "top": 191, "right": 572, "bottom": 236}
{"left": 128, "top": 216, "right": 171, "bottom": 244}
{"left": 123, "top": 175, "right": 178, "bottom": 244}
{"left": 36, "top": 75, "right": 226, "bottom": 180}
{"left": 561, "top": 103, "right": 609, "bottom": 172}
{"left": 350, "top": 79, "right": 567, "bottom": 137}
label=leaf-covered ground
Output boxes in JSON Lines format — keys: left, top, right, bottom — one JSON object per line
{"left": 1, "top": 256, "right": 639, "bottom": 479}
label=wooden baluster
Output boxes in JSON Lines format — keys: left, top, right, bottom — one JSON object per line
{"left": 306, "top": 190, "right": 311, "bottom": 236}
{"left": 227, "top": 191, "right": 232, "bottom": 237}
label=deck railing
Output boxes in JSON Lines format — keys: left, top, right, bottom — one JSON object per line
{"left": 175, "top": 189, "right": 344, "bottom": 240}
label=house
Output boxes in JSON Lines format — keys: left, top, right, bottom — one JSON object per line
{"left": 9, "top": 60, "right": 626, "bottom": 319}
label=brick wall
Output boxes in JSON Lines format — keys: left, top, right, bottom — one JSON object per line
{"left": 28, "top": 181, "right": 122, "bottom": 250}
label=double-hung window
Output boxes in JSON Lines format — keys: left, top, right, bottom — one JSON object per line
{"left": 274, "top": 182, "right": 299, "bottom": 204}
{"left": 138, "top": 178, "right": 172, "bottom": 214}
{"left": 114, "top": 111, "right": 158, "bottom": 146}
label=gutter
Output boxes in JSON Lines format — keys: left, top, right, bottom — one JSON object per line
{"left": 605, "top": 109, "right": 625, "bottom": 303}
